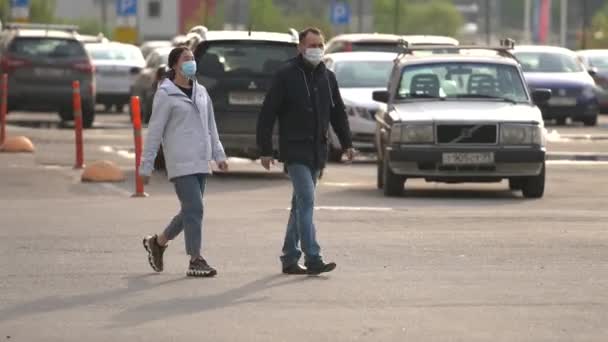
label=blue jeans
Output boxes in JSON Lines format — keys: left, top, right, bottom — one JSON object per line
{"left": 281, "top": 164, "right": 322, "bottom": 267}
{"left": 163, "top": 174, "right": 206, "bottom": 257}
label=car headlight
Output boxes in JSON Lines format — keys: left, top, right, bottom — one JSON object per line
{"left": 501, "top": 124, "right": 543, "bottom": 145}
{"left": 346, "top": 106, "right": 373, "bottom": 119}
{"left": 390, "top": 123, "right": 434, "bottom": 144}
{"left": 582, "top": 86, "right": 596, "bottom": 98}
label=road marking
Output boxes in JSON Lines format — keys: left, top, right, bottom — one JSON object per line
{"left": 322, "top": 182, "right": 373, "bottom": 187}
{"left": 99, "top": 183, "right": 133, "bottom": 197}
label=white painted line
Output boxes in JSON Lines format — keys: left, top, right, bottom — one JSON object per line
{"left": 99, "top": 182, "right": 133, "bottom": 197}
{"left": 322, "top": 182, "right": 374, "bottom": 187}
{"left": 117, "top": 149, "right": 135, "bottom": 159}
{"left": 100, "top": 145, "right": 114, "bottom": 153}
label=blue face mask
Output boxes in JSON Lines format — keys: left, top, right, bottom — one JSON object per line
{"left": 180, "top": 60, "right": 197, "bottom": 78}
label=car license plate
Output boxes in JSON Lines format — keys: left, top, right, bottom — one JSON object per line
{"left": 548, "top": 97, "right": 577, "bottom": 106}
{"left": 442, "top": 152, "right": 494, "bottom": 165}
{"left": 229, "top": 92, "right": 265, "bottom": 106}
{"left": 33, "top": 68, "right": 65, "bottom": 77}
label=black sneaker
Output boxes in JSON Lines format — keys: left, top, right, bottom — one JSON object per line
{"left": 306, "top": 261, "right": 336, "bottom": 275}
{"left": 143, "top": 235, "right": 167, "bottom": 272}
{"left": 282, "top": 263, "right": 307, "bottom": 275}
{"left": 187, "top": 257, "right": 217, "bottom": 277}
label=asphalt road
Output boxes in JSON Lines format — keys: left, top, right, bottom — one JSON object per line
{"left": 1, "top": 111, "right": 607, "bottom": 341}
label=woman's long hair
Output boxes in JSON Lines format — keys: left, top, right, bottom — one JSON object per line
{"left": 165, "top": 46, "right": 190, "bottom": 81}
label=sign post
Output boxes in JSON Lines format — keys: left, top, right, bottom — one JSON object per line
{"left": 10, "top": 0, "right": 29, "bottom": 23}
{"left": 114, "top": 0, "right": 138, "bottom": 44}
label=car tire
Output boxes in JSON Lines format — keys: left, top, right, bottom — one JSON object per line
{"left": 328, "top": 145, "right": 343, "bottom": 163}
{"left": 377, "top": 156, "right": 384, "bottom": 189}
{"left": 59, "top": 109, "right": 73, "bottom": 122}
{"left": 583, "top": 115, "right": 598, "bottom": 126}
{"left": 522, "top": 163, "right": 545, "bottom": 199}
{"left": 82, "top": 104, "right": 95, "bottom": 129}
{"left": 383, "top": 153, "right": 405, "bottom": 197}
{"left": 508, "top": 178, "right": 523, "bottom": 191}
{"left": 555, "top": 118, "right": 567, "bottom": 126}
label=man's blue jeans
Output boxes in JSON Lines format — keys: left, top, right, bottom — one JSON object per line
{"left": 281, "top": 163, "right": 322, "bottom": 267}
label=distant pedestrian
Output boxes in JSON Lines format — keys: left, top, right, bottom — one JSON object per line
{"left": 139, "top": 46, "right": 228, "bottom": 277}
{"left": 257, "top": 27, "right": 354, "bottom": 275}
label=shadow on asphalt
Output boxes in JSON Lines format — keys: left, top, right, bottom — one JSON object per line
{"left": 108, "top": 274, "right": 328, "bottom": 328}
{"left": 325, "top": 186, "right": 525, "bottom": 203}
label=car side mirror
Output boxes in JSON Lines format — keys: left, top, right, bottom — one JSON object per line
{"left": 531, "top": 89, "right": 551, "bottom": 104}
{"left": 588, "top": 67, "right": 598, "bottom": 77}
{"left": 373, "top": 90, "right": 389, "bottom": 103}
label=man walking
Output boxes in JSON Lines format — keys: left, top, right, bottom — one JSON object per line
{"left": 257, "top": 27, "right": 354, "bottom": 275}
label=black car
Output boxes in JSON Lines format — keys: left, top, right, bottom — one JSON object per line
{"left": 130, "top": 46, "right": 172, "bottom": 123}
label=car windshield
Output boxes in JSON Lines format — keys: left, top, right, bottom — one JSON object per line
{"left": 88, "top": 45, "right": 144, "bottom": 62}
{"left": 514, "top": 51, "right": 584, "bottom": 73}
{"left": 397, "top": 62, "right": 529, "bottom": 103}
{"left": 10, "top": 37, "right": 86, "bottom": 59}
{"left": 334, "top": 60, "right": 393, "bottom": 88}
{"left": 197, "top": 41, "right": 296, "bottom": 77}
{"left": 587, "top": 55, "right": 608, "bottom": 70}
{"left": 350, "top": 42, "right": 401, "bottom": 53}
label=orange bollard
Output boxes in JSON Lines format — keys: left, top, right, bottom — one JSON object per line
{"left": 72, "top": 81, "right": 84, "bottom": 169}
{"left": 130, "top": 96, "right": 148, "bottom": 197}
{"left": 0, "top": 74, "right": 7, "bottom": 145}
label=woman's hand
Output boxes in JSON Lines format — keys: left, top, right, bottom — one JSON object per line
{"left": 217, "top": 160, "right": 229, "bottom": 172}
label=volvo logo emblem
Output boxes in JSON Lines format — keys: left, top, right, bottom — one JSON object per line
{"left": 460, "top": 127, "right": 475, "bottom": 138}
{"left": 248, "top": 81, "right": 257, "bottom": 90}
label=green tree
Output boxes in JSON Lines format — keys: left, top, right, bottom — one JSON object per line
{"left": 374, "top": 0, "right": 463, "bottom": 36}
{"left": 588, "top": 3, "right": 608, "bottom": 48}
{"left": 249, "top": 0, "right": 285, "bottom": 32}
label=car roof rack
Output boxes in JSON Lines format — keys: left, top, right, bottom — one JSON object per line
{"left": 396, "top": 38, "right": 517, "bottom": 60}
{"left": 4, "top": 22, "right": 79, "bottom": 33}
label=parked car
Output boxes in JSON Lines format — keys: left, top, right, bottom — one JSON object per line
{"left": 139, "top": 40, "right": 171, "bottom": 59}
{"left": 77, "top": 33, "right": 109, "bottom": 45}
{"left": 325, "top": 33, "right": 459, "bottom": 54}
{"left": 130, "top": 46, "right": 172, "bottom": 123}
{"left": 374, "top": 40, "right": 550, "bottom": 198}
{"left": 86, "top": 42, "right": 146, "bottom": 112}
{"left": 191, "top": 29, "right": 299, "bottom": 159}
{"left": 0, "top": 23, "right": 96, "bottom": 127}
{"left": 577, "top": 49, "right": 608, "bottom": 111}
{"left": 513, "top": 45, "right": 598, "bottom": 126}
{"left": 323, "top": 52, "right": 395, "bottom": 160}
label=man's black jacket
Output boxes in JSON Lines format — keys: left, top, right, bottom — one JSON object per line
{"left": 256, "top": 55, "right": 352, "bottom": 170}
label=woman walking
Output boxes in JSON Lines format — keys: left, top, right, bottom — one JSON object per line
{"left": 139, "top": 46, "right": 228, "bottom": 277}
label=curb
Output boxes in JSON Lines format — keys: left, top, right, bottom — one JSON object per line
{"left": 547, "top": 152, "right": 608, "bottom": 161}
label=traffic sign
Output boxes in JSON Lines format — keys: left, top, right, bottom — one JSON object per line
{"left": 116, "top": 0, "right": 137, "bottom": 17}
{"left": 11, "top": 0, "right": 28, "bottom": 7}
{"left": 330, "top": 1, "right": 350, "bottom": 25}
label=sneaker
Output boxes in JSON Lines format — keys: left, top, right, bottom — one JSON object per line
{"left": 282, "top": 263, "right": 307, "bottom": 275}
{"left": 187, "top": 257, "right": 217, "bottom": 277}
{"left": 306, "top": 261, "right": 336, "bottom": 275}
{"left": 142, "top": 235, "right": 167, "bottom": 272}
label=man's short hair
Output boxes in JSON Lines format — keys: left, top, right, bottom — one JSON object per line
{"left": 299, "top": 27, "right": 323, "bottom": 42}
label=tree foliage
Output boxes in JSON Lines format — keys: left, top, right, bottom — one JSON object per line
{"left": 373, "top": 0, "right": 463, "bottom": 36}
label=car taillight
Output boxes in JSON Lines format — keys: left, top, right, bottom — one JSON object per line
{"left": 1, "top": 56, "right": 29, "bottom": 71}
{"left": 73, "top": 60, "right": 94, "bottom": 73}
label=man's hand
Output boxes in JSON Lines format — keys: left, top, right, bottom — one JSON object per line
{"left": 345, "top": 148, "right": 356, "bottom": 162}
{"left": 217, "top": 160, "right": 229, "bottom": 172}
{"left": 140, "top": 175, "right": 150, "bottom": 185}
{"left": 261, "top": 156, "right": 275, "bottom": 170}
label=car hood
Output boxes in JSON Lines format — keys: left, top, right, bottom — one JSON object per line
{"left": 523, "top": 72, "right": 594, "bottom": 88}
{"left": 340, "top": 87, "right": 384, "bottom": 109}
{"left": 392, "top": 101, "right": 542, "bottom": 124}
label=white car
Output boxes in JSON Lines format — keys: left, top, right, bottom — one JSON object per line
{"left": 325, "top": 33, "right": 459, "bottom": 54}
{"left": 374, "top": 41, "right": 551, "bottom": 198}
{"left": 324, "top": 52, "right": 396, "bottom": 160}
{"left": 86, "top": 42, "right": 146, "bottom": 112}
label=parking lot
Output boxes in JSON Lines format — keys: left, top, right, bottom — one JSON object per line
{"left": 1, "top": 109, "right": 607, "bottom": 341}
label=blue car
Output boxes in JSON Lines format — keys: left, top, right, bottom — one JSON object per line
{"left": 513, "top": 46, "right": 598, "bottom": 126}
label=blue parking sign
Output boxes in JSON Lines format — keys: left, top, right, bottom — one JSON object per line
{"left": 11, "top": 0, "right": 29, "bottom": 7}
{"left": 116, "top": 0, "right": 137, "bottom": 17}
{"left": 330, "top": 1, "right": 350, "bottom": 25}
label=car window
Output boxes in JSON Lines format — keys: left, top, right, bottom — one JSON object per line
{"left": 587, "top": 56, "right": 608, "bottom": 70}
{"left": 397, "top": 62, "right": 529, "bottom": 102}
{"left": 197, "top": 41, "right": 296, "bottom": 77}
{"left": 146, "top": 51, "right": 169, "bottom": 68}
{"left": 334, "top": 60, "right": 393, "bottom": 88}
{"left": 351, "top": 42, "right": 400, "bottom": 53}
{"left": 88, "top": 45, "right": 144, "bottom": 62}
{"left": 9, "top": 37, "right": 86, "bottom": 59}
{"left": 514, "top": 52, "right": 584, "bottom": 73}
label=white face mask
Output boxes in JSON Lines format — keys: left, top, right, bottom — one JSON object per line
{"left": 303, "top": 48, "right": 324, "bottom": 66}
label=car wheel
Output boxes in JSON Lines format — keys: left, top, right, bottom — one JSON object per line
{"left": 383, "top": 153, "right": 405, "bottom": 197}
{"left": 82, "top": 104, "right": 95, "bottom": 129}
{"left": 58, "top": 109, "right": 73, "bottom": 122}
{"left": 377, "top": 156, "right": 384, "bottom": 189}
{"left": 583, "top": 115, "right": 598, "bottom": 126}
{"left": 116, "top": 103, "right": 125, "bottom": 113}
{"left": 522, "top": 163, "right": 545, "bottom": 199}
{"left": 555, "top": 117, "right": 567, "bottom": 126}
{"left": 328, "top": 145, "right": 343, "bottom": 163}
{"left": 508, "top": 178, "right": 523, "bottom": 191}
